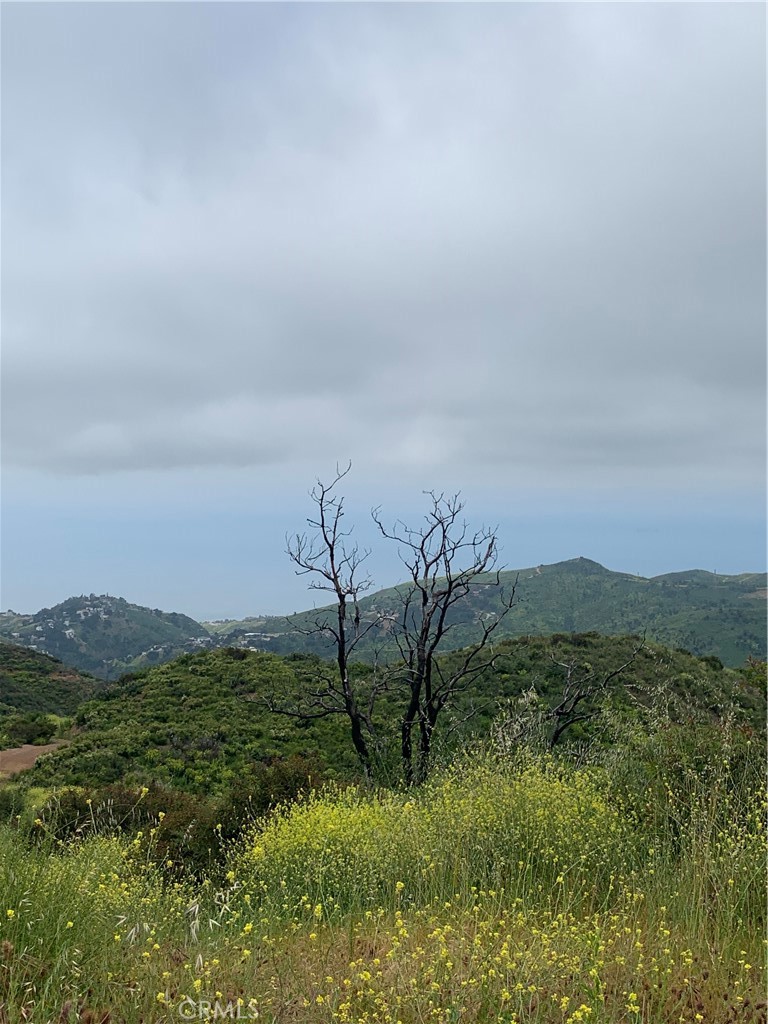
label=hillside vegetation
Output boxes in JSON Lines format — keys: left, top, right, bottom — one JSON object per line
{"left": 0, "top": 626, "right": 764, "bottom": 1023}
{"left": 0, "top": 641, "right": 97, "bottom": 718}
{"left": 209, "top": 558, "right": 767, "bottom": 668}
{"left": 1, "top": 560, "right": 764, "bottom": 679}
{"left": 13, "top": 635, "right": 763, "bottom": 796}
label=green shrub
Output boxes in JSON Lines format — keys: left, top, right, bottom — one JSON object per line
{"left": 2, "top": 712, "right": 56, "bottom": 746}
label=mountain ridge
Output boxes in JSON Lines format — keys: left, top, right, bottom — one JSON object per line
{"left": 205, "top": 557, "right": 767, "bottom": 668}
{"left": 1, "top": 558, "right": 765, "bottom": 675}
{"left": 0, "top": 595, "right": 213, "bottom": 678}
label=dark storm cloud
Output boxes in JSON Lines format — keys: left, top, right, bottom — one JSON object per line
{"left": 2, "top": 2, "right": 765, "bottom": 487}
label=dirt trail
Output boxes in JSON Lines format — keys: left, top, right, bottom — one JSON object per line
{"left": 0, "top": 741, "right": 63, "bottom": 779}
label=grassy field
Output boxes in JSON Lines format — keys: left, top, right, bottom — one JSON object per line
{"left": 0, "top": 717, "right": 764, "bottom": 1024}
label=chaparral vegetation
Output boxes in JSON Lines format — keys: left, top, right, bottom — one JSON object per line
{"left": 1, "top": 485, "right": 765, "bottom": 1024}
{"left": 0, "top": 688, "right": 765, "bottom": 1024}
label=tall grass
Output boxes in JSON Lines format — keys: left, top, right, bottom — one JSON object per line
{"left": 0, "top": 733, "right": 764, "bottom": 1024}
{"left": 0, "top": 817, "right": 211, "bottom": 1018}
{"left": 233, "top": 754, "right": 636, "bottom": 918}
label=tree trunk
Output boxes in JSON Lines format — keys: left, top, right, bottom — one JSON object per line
{"left": 401, "top": 685, "right": 420, "bottom": 787}
{"left": 349, "top": 704, "right": 372, "bottom": 777}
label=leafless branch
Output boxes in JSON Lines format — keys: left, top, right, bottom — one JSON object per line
{"left": 547, "top": 635, "right": 646, "bottom": 746}
{"left": 372, "top": 492, "right": 514, "bottom": 784}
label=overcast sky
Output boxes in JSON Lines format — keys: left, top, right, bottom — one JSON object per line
{"left": 2, "top": 2, "right": 765, "bottom": 619}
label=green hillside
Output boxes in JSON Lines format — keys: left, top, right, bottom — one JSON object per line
{"left": 2, "top": 560, "right": 764, "bottom": 680}
{"left": 0, "top": 595, "right": 213, "bottom": 678}
{"left": 17, "top": 636, "right": 763, "bottom": 795}
{"left": 207, "top": 558, "right": 767, "bottom": 667}
{"left": 0, "top": 642, "right": 98, "bottom": 717}
{"left": 19, "top": 647, "right": 354, "bottom": 792}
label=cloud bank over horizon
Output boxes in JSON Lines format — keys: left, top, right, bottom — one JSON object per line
{"left": 4, "top": 3, "right": 764, "bottom": 490}
{"left": 2, "top": 3, "right": 765, "bottom": 614}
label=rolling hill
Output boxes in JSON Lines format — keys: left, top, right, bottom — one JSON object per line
{"left": 13, "top": 635, "right": 765, "bottom": 794}
{"left": 0, "top": 641, "right": 98, "bottom": 717}
{"left": 207, "top": 558, "right": 767, "bottom": 667}
{"left": 1, "top": 559, "right": 764, "bottom": 678}
{"left": 0, "top": 595, "right": 213, "bottom": 678}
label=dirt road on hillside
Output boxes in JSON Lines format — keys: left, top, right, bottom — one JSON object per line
{"left": 0, "top": 742, "right": 63, "bottom": 779}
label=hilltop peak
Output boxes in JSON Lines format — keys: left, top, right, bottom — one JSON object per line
{"left": 0, "top": 598, "right": 210, "bottom": 678}
{"left": 546, "top": 557, "right": 615, "bottom": 575}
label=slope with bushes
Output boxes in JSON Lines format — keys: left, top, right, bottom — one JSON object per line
{"left": 0, "top": 642, "right": 101, "bottom": 751}
{"left": 13, "top": 636, "right": 764, "bottom": 795}
{"left": 0, "top": 641, "right": 98, "bottom": 718}
{"left": 16, "top": 648, "right": 357, "bottom": 793}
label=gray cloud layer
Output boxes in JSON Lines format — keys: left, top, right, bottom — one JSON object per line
{"left": 2, "top": 3, "right": 765, "bottom": 489}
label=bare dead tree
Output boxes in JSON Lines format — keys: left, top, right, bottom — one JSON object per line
{"left": 265, "top": 464, "right": 382, "bottom": 778}
{"left": 373, "top": 492, "right": 516, "bottom": 786}
{"left": 546, "top": 637, "right": 646, "bottom": 747}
